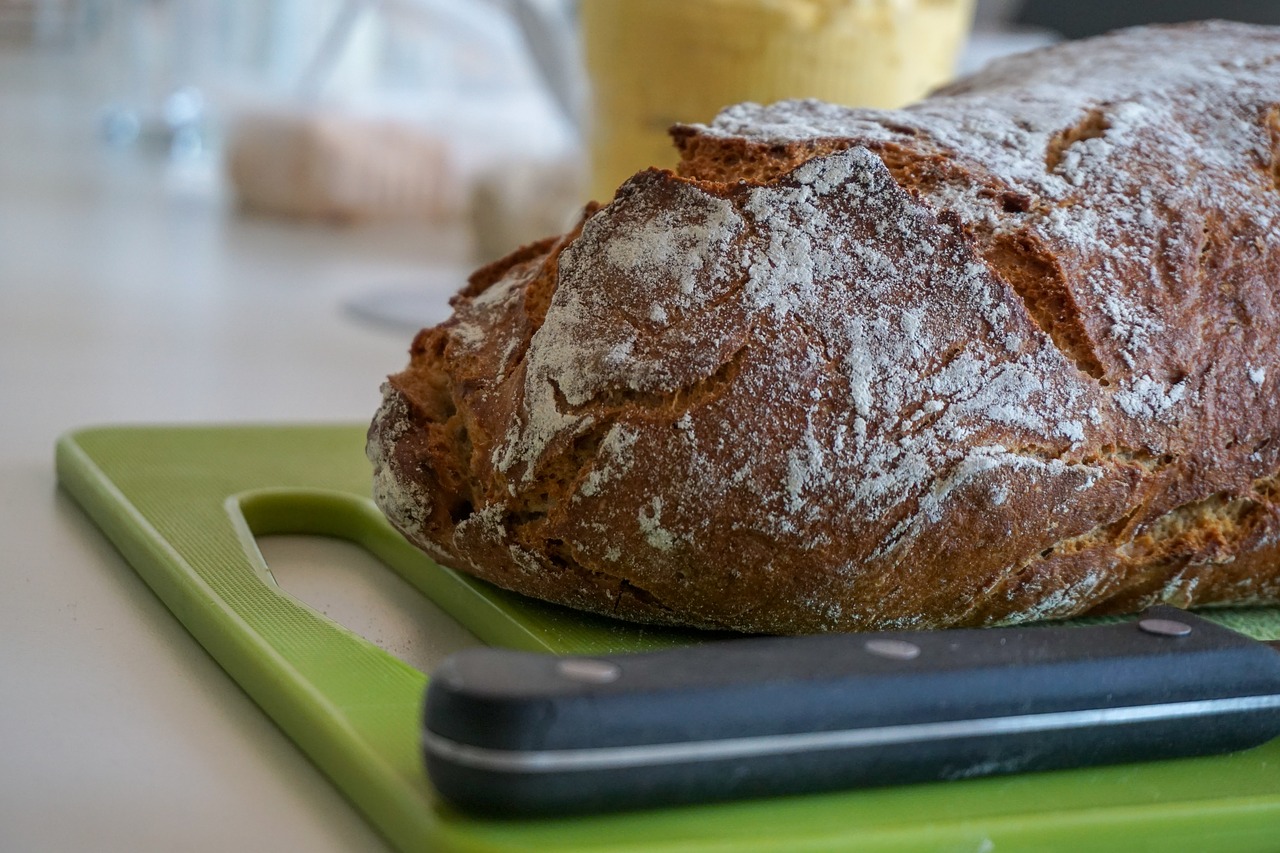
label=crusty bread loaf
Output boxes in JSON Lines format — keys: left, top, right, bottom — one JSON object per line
{"left": 369, "top": 22, "right": 1280, "bottom": 634}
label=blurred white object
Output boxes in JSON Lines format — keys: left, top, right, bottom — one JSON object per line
{"left": 92, "top": 0, "right": 240, "bottom": 157}
{"left": 958, "top": 24, "right": 1059, "bottom": 75}
{"left": 226, "top": 109, "right": 460, "bottom": 222}
{"left": 85, "top": 0, "right": 577, "bottom": 164}
{"left": 470, "top": 154, "right": 585, "bottom": 261}
{"left": 213, "top": 0, "right": 585, "bottom": 244}
{"left": 498, "top": 0, "right": 584, "bottom": 130}
{"left": 343, "top": 264, "right": 476, "bottom": 332}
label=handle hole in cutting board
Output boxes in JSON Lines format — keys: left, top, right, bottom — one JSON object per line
{"left": 256, "top": 534, "right": 479, "bottom": 674}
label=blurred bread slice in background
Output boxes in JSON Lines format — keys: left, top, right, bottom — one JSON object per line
{"left": 226, "top": 109, "right": 462, "bottom": 223}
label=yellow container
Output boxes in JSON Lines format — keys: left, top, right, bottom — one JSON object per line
{"left": 581, "top": 0, "right": 976, "bottom": 201}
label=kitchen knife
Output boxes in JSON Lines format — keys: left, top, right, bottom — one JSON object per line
{"left": 423, "top": 606, "right": 1280, "bottom": 816}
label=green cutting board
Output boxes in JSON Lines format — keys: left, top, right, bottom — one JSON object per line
{"left": 56, "top": 424, "right": 1280, "bottom": 852}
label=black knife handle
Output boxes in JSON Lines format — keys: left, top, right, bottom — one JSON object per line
{"left": 423, "top": 607, "right": 1280, "bottom": 816}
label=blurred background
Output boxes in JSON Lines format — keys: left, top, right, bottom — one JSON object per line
{"left": 3, "top": 0, "right": 1276, "bottom": 335}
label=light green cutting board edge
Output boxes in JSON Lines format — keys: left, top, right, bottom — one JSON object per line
{"left": 56, "top": 424, "right": 1280, "bottom": 853}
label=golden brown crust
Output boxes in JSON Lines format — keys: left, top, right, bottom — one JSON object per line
{"left": 369, "top": 22, "right": 1280, "bottom": 633}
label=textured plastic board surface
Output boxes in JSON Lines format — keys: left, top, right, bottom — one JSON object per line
{"left": 56, "top": 424, "right": 1280, "bottom": 852}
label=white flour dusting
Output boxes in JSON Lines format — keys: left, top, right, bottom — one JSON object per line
{"left": 637, "top": 496, "right": 677, "bottom": 552}
{"left": 577, "top": 423, "right": 639, "bottom": 498}
{"left": 505, "top": 143, "right": 1106, "bottom": 558}
{"left": 1115, "top": 375, "right": 1188, "bottom": 420}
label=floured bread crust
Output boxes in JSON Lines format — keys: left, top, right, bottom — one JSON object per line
{"left": 370, "top": 22, "right": 1280, "bottom": 633}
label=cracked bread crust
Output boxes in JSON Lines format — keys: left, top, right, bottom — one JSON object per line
{"left": 369, "top": 21, "right": 1280, "bottom": 633}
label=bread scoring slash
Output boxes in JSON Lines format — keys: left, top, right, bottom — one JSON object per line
{"left": 369, "top": 22, "right": 1280, "bottom": 634}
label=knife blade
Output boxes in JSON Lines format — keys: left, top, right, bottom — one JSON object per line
{"left": 422, "top": 606, "right": 1280, "bottom": 816}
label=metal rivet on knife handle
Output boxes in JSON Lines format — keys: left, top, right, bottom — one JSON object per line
{"left": 556, "top": 658, "right": 622, "bottom": 683}
{"left": 864, "top": 639, "right": 922, "bottom": 660}
{"left": 1138, "top": 618, "right": 1194, "bottom": 638}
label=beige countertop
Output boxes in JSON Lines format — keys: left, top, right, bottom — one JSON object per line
{"left": 0, "top": 46, "right": 479, "bottom": 852}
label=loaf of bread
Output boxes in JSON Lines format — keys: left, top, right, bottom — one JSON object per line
{"left": 369, "top": 22, "right": 1280, "bottom": 634}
